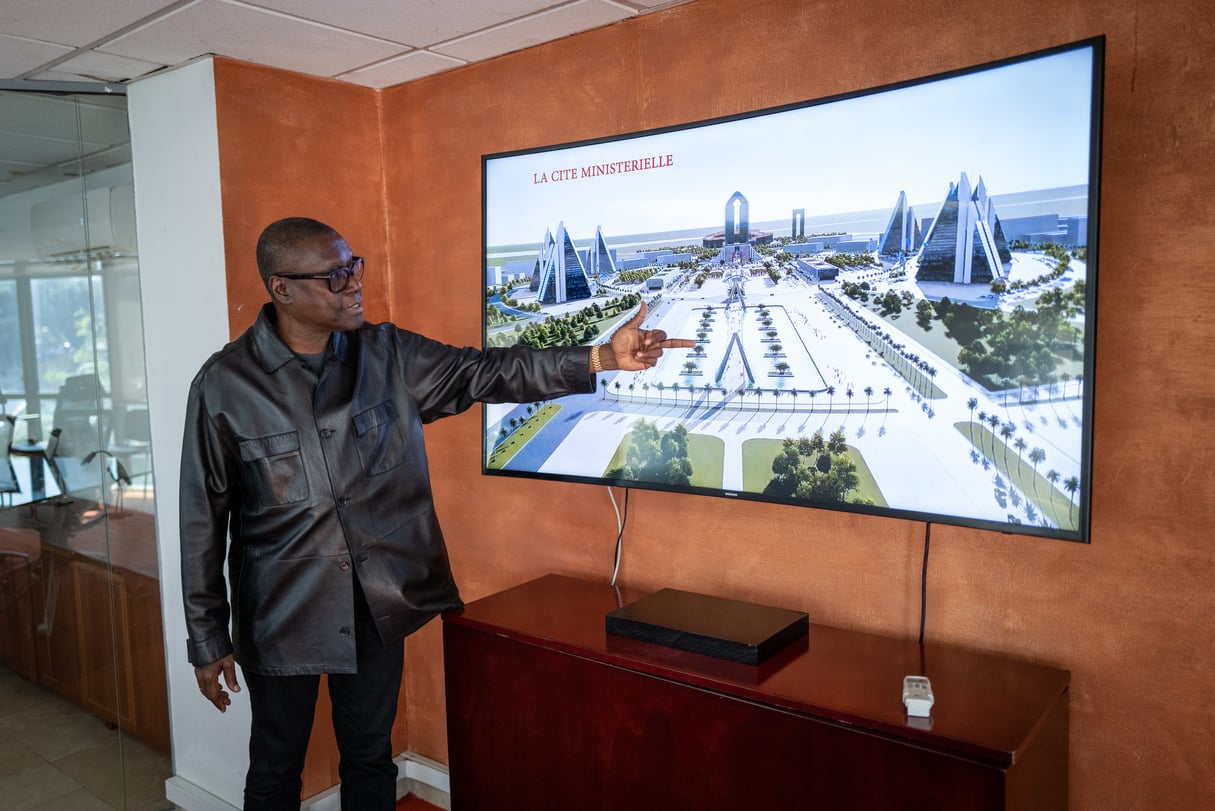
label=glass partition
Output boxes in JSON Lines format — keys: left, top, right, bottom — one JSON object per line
{"left": 0, "top": 86, "right": 169, "bottom": 809}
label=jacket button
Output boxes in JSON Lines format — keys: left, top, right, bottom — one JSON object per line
{"left": 339, "top": 627, "right": 351, "bottom": 637}
{"left": 339, "top": 560, "right": 350, "bottom": 571}
{"left": 320, "top": 428, "right": 334, "bottom": 439}
{"left": 337, "top": 497, "right": 350, "bottom": 507}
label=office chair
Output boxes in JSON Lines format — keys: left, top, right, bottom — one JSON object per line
{"left": 52, "top": 375, "right": 111, "bottom": 458}
{"left": 1, "top": 414, "right": 20, "bottom": 506}
{"left": 43, "top": 428, "right": 90, "bottom": 505}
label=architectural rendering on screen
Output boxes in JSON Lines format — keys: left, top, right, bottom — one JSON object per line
{"left": 483, "top": 39, "right": 1101, "bottom": 541}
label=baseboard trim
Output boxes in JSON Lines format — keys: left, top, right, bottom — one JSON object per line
{"left": 165, "top": 753, "right": 451, "bottom": 811}
{"left": 399, "top": 752, "right": 452, "bottom": 809}
{"left": 164, "top": 775, "right": 239, "bottom": 811}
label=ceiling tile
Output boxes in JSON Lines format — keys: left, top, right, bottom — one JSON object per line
{"left": 0, "top": 0, "right": 188, "bottom": 48}
{"left": 99, "top": 0, "right": 409, "bottom": 78}
{"left": 246, "top": 0, "right": 566, "bottom": 48}
{"left": 337, "top": 51, "right": 467, "bottom": 89}
{"left": 433, "top": 0, "right": 631, "bottom": 63}
{"left": 0, "top": 34, "right": 73, "bottom": 80}
{"left": 38, "top": 51, "right": 167, "bottom": 84}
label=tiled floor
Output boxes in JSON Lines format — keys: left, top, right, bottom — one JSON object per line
{"left": 0, "top": 665, "right": 173, "bottom": 811}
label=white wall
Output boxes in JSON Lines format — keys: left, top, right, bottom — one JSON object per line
{"left": 127, "top": 57, "right": 247, "bottom": 811}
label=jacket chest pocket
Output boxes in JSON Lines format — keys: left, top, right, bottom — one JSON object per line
{"left": 239, "top": 431, "right": 310, "bottom": 506}
{"left": 353, "top": 401, "right": 407, "bottom": 476}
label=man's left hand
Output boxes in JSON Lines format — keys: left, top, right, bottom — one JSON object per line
{"left": 603, "top": 301, "right": 694, "bottom": 372}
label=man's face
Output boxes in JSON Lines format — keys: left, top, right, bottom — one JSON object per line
{"left": 279, "top": 232, "right": 365, "bottom": 334}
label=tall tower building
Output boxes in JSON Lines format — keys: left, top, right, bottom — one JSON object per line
{"left": 724, "top": 191, "right": 750, "bottom": 244}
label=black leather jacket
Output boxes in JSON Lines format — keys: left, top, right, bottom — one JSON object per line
{"left": 180, "top": 303, "right": 593, "bottom": 675}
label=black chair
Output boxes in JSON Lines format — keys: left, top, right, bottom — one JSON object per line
{"left": 1, "top": 414, "right": 19, "bottom": 507}
{"left": 45, "top": 427, "right": 106, "bottom": 504}
{"left": 51, "top": 375, "right": 111, "bottom": 458}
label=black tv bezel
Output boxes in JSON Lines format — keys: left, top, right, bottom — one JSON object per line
{"left": 480, "top": 36, "right": 1104, "bottom": 543}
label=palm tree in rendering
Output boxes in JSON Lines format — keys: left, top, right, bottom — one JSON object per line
{"left": 1000, "top": 423, "right": 1015, "bottom": 471}
{"left": 1063, "top": 476, "right": 1080, "bottom": 524}
{"left": 1028, "top": 447, "right": 1046, "bottom": 501}
{"left": 1013, "top": 436, "right": 1028, "bottom": 478}
{"left": 1046, "top": 469, "right": 1061, "bottom": 515}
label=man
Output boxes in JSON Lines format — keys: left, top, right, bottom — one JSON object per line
{"left": 180, "top": 216, "right": 690, "bottom": 809}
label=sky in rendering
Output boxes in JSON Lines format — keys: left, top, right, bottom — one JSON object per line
{"left": 485, "top": 44, "right": 1097, "bottom": 245}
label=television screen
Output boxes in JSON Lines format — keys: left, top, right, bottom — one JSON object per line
{"left": 482, "top": 38, "right": 1103, "bottom": 542}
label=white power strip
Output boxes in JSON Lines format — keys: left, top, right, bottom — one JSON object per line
{"left": 902, "top": 675, "right": 934, "bottom": 718}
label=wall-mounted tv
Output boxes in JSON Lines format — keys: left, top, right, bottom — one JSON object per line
{"left": 482, "top": 38, "right": 1103, "bottom": 542}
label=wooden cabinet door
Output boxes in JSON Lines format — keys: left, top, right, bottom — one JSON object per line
{"left": 75, "top": 561, "right": 135, "bottom": 733}
{"left": 33, "top": 546, "right": 82, "bottom": 703}
{"left": 0, "top": 552, "right": 39, "bottom": 681}
{"left": 123, "top": 571, "right": 170, "bottom": 753}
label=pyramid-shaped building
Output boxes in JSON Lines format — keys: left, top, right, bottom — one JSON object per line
{"left": 878, "top": 190, "right": 922, "bottom": 257}
{"left": 586, "top": 226, "right": 617, "bottom": 279}
{"left": 528, "top": 229, "right": 556, "bottom": 292}
{"left": 534, "top": 221, "right": 594, "bottom": 304}
{"left": 915, "top": 173, "right": 1011, "bottom": 284}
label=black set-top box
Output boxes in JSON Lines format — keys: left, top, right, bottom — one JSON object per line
{"left": 605, "top": 588, "right": 808, "bottom": 665}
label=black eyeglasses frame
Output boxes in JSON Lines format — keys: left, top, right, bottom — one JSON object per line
{"left": 274, "top": 256, "right": 365, "bottom": 293}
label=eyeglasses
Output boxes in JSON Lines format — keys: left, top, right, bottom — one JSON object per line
{"left": 275, "top": 256, "right": 364, "bottom": 293}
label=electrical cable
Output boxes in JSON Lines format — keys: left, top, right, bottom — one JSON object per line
{"left": 918, "top": 521, "right": 932, "bottom": 646}
{"left": 608, "top": 486, "right": 630, "bottom": 586}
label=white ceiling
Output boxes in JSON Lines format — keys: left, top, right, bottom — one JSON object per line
{"left": 0, "top": 0, "right": 692, "bottom": 199}
{"left": 1, "top": 0, "right": 691, "bottom": 88}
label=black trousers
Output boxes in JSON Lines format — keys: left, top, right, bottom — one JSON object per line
{"left": 242, "top": 638, "right": 404, "bottom": 810}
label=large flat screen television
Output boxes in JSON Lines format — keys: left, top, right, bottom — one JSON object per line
{"left": 482, "top": 38, "right": 1103, "bottom": 542}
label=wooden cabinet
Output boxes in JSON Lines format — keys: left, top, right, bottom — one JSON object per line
{"left": 444, "top": 575, "right": 1068, "bottom": 811}
{"left": 32, "top": 543, "right": 170, "bottom": 753}
{"left": 1, "top": 508, "right": 169, "bottom": 755}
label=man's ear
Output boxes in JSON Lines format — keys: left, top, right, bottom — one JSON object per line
{"left": 268, "top": 276, "right": 291, "bottom": 304}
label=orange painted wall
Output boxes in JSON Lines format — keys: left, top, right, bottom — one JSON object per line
{"left": 210, "top": 0, "right": 1215, "bottom": 807}
{"left": 379, "top": 1, "right": 1215, "bottom": 808}
{"left": 213, "top": 58, "right": 392, "bottom": 335}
